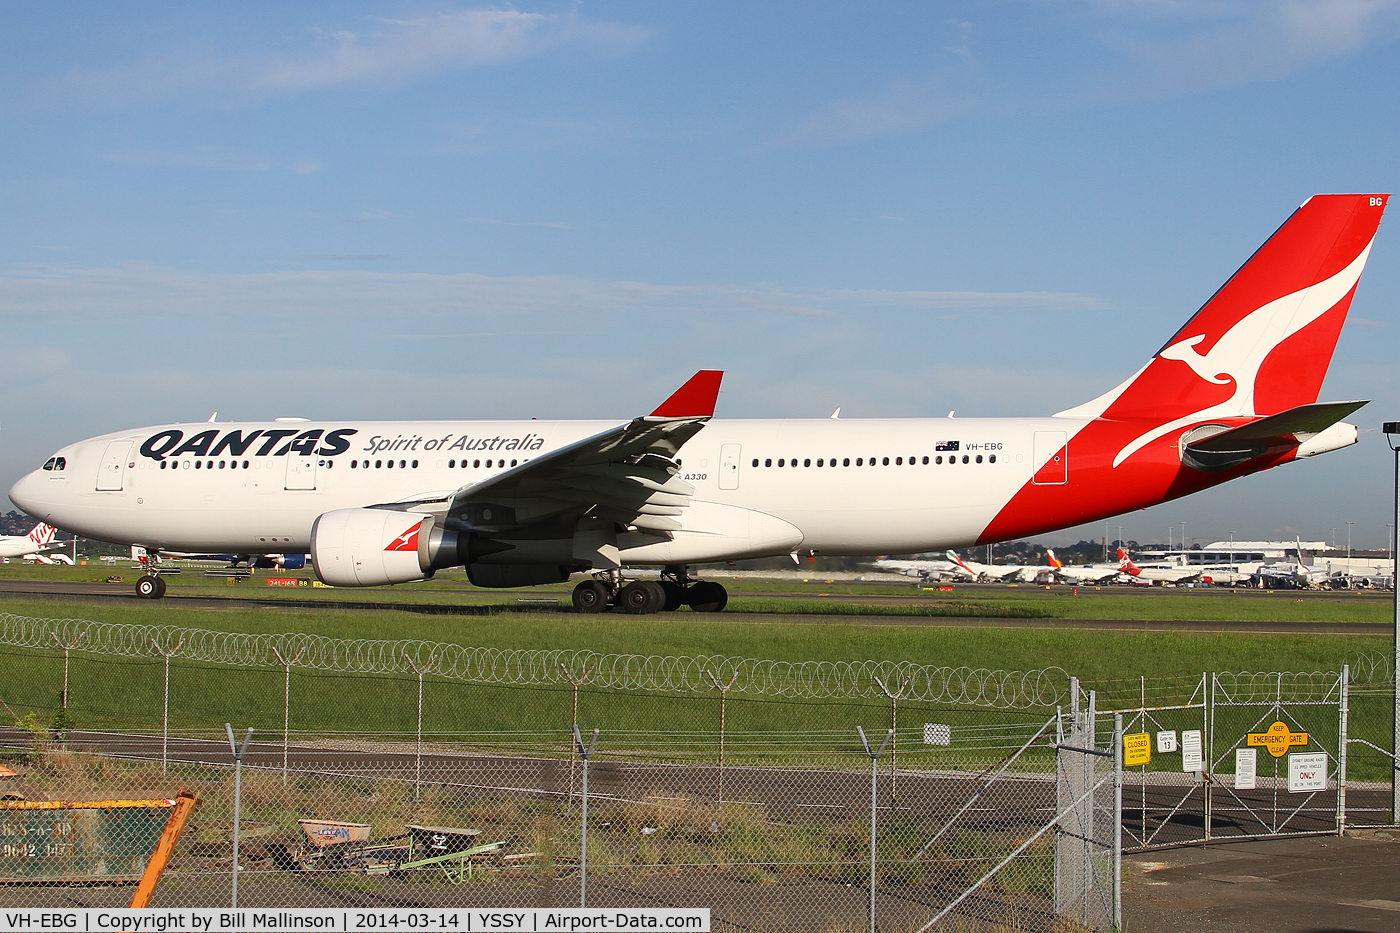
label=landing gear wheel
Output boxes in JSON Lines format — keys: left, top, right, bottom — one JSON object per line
{"left": 135, "top": 575, "right": 166, "bottom": 599}
{"left": 572, "top": 580, "right": 610, "bottom": 614}
{"left": 620, "top": 580, "right": 663, "bottom": 614}
{"left": 687, "top": 581, "right": 728, "bottom": 613}
{"left": 659, "top": 581, "right": 685, "bottom": 612}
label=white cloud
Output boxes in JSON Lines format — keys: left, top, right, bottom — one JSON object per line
{"left": 106, "top": 145, "right": 322, "bottom": 174}
{"left": 256, "top": 10, "right": 646, "bottom": 94}
{"left": 1085, "top": 0, "right": 1400, "bottom": 98}
{"left": 778, "top": 77, "right": 977, "bottom": 148}
{"left": 51, "top": 8, "right": 650, "bottom": 106}
{"left": 0, "top": 264, "right": 1103, "bottom": 321}
{"left": 778, "top": 1, "right": 1400, "bottom": 146}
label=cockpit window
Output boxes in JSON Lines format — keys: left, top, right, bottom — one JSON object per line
{"left": 54, "top": 457, "right": 65, "bottom": 471}
{"left": 42, "top": 458, "right": 55, "bottom": 471}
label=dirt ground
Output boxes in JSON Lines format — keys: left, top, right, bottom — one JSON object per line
{"left": 1125, "top": 830, "right": 1400, "bottom": 932}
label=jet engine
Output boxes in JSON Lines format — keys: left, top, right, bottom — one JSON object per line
{"left": 311, "top": 507, "right": 522, "bottom": 586}
{"left": 310, "top": 509, "right": 437, "bottom": 586}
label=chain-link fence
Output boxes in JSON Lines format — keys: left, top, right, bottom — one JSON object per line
{"left": 3, "top": 609, "right": 1398, "bottom": 930}
{"left": 1, "top": 722, "right": 1120, "bottom": 931}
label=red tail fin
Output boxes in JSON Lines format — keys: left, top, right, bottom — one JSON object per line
{"left": 1116, "top": 548, "right": 1139, "bottom": 574}
{"left": 1046, "top": 549, "right": 1063, "bottom": 569}
{"left": 1061, "top": 194, "right": 1387, "bottom": 427}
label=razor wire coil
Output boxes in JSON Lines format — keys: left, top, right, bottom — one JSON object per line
{"left": 0, "top": 612, "right": 1069, "bottom": 709}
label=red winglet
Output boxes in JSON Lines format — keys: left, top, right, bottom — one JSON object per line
{"left": 650, "top": 370, "right": 724, "bottom": 418}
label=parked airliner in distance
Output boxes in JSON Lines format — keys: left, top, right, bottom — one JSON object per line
{"left": 1044, "top": 550, "right": 1124, "bottom": 585}
{"left": 0, "top": 521, "right": 60, "bottom": 560}
{"left": 8, "top": 194, "right": 1389, "bottom": 611}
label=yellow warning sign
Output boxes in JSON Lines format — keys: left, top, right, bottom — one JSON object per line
{"left": 1247, "top": 721, "right": 1309, "bottom": 758}
{"left": 1123, "top": 732, "right": 1152, "bottom": 767}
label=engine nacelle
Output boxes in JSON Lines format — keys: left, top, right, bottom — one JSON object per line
{"left": 311, "top": 508, "right": 518, "bottom": 586}
{"left": 311, "top": 508, "right": 435, "bottom": 587}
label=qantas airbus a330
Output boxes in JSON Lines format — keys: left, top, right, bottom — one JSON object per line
{"left": 9, "top": 194, "right": 1389, "bottom": 612}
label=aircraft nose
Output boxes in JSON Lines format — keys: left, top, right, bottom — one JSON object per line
{"left": 8, "top": 471, "right": 46, "bottom": 514}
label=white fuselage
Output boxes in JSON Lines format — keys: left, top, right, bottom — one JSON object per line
{"left": 9, "top": 415, "right": 1087, "bottom": 560}
{"left": 0, "top": 536, "right": 46, "bottom": 559}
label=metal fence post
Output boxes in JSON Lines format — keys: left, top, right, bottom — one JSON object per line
{"left": 51, "top": 632, "right": 80, "bottom": 710}
{"left": 858, "top": 726, "right": 893, "bottom": 933}
{"left": 150, "top": 637, "right": 182, "bottom": 775}
{"left": 403, "top": 651, "right": 437, "bottom": 804}
{"left": 224, "top": 723, "right": 253, "bottom": 909}
{"left": 271, "top": 647, "right": 304, "bottom": 787}
{"left": 573, "top": 724, "right": 599, "bottom": 908}
{"left": 562, "top": 664, "right": 593, "bottom": 809}
{"left": 1113, "top": 712, "right": 1123, "bottom": 932}
{"left": 874, "top": 675, "right": 911, "bottom": 801}
{"left": 707, "top": 669, "right": 738, "bottom": 803}
{"left": 1338, "top": 664, "right": 1349, "bottom": 835}
{"left": 1206, "top": 672, "right": 1216, "bottom": 841}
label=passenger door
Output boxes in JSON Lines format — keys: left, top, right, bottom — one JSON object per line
{"left": 718, "top": 444, "right": 741, "bottom": 490}
{"left": 96, "top": 441, "right": 132, "bottom": 491}
{"left": 285, "top": 455, "right": 317, "bottom": 490}
{"left": 1032, "top": 431, "right": 1067, "bottom": 485}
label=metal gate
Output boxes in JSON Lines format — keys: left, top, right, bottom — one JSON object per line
{"left": 916, "top": 691, "right": 1121, "bottom": 932}
{"left": 1103, "top": 674, "right": 1210, "bottom": 850}
{"left": 1207, "top": 669, "right": 1346, "bottom": 840}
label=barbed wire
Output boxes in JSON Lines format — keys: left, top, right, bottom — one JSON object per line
{"left": 1344, "top": 650, "right": 1394, "bottom": 686}
{"left": 0, "top": 612, "right": 1069, "bottom": 709}
{"left": 1211, "top": 670, "right": 1343, "bottom": 704}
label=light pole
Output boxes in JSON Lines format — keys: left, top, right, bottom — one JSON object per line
{"left": 1383, "top": 422, "right": 1400, "bottom": 824}
{"left": 1331, "top": 528, "right": 1338, "bottom": 550}
{"left": 1347, "top": 521, "right": 1354, "bottom": 564}
{"left": 1180, "top": 522, "right": 1187, "bottom": 551}
{"left": 1229, "top": 532, "right": 1234, "bottom": 573}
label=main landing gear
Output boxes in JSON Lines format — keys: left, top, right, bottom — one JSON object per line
{"left": 571, "top": 566, "right": 728, "bottom": 615}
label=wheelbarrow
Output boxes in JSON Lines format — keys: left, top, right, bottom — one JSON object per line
{"left": 295, "top": 819, "right": 373, "bottom": 871}
{"left": 395, "top": 838, "right": 513, "bottom": 883}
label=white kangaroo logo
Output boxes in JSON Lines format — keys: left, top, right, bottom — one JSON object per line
{"left": 1112, "top": 242, "right": 1373, "bottom": 467}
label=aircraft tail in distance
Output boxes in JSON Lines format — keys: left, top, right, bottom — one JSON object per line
{"left": 1046, "top": 549, "right": 1063, "bottom": 569}
{"left": 1116, "top": 548, "right": 1141, "bottom": 575}
{"left": 945, "top": 549, "right": 977, "bottom": 576}
{"left": 27, "top": 523, "right": 57, "bottom": 546}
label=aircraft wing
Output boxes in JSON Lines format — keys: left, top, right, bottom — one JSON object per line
{"left": 440, "top": 371, "right": 724, "bottom": 535}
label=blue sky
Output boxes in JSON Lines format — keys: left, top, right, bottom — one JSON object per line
{"left": 3, "top": 1, "right": 1399, "bottom": 549}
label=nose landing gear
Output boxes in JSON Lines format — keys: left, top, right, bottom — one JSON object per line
{"left": 135, "top": 573, "right": 167, "bottom": 599}
{"left": 569, "top": 565, "right": 728, "bottom": 614}
{"left": 133, "top": 549, "right": 168, "bottom": 599}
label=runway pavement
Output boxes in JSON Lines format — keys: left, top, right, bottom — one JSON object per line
{"left": 0, "top": 578, "right": 1387, "bottom": 633}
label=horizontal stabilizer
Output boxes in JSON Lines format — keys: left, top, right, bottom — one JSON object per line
{"left": 1188, "top": 400, "right": 1368, "bottom": 450}
{"left": 1182, "top": 400, "right": 1367, "bottom": 472}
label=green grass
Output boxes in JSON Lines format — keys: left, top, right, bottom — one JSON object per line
{"left": 11, "top": 562, "right": 1395, "bottom": 623}
{"left": 0, "top": 586, "right": 1386, "bottom": 750}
